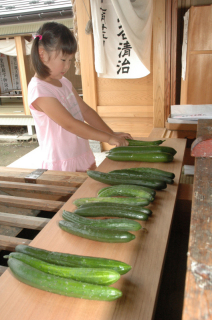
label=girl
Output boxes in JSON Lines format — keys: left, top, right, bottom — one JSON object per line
{"left": 28, "top": 22, "right": 132, "bottom": 172}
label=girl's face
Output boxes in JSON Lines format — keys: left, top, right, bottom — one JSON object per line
{"left": 42, "top": 50, "right": 74, "bottom": 80}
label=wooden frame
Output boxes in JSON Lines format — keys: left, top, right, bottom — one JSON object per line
{"left": 76, "top": 0, "right": 167, "bottom": 143}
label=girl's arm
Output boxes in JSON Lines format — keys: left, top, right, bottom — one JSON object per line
{"left": 32, "top": 96, "right": 129, "bottom": 147}
{"left": 72, "top": 87, "right": 133, "bottom": 140}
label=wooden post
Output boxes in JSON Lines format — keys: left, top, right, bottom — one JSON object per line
{"left": 15, "top": 36, "right": 31, "bottom": 115}
{"left": 75, "top": 0, "right": 98, "bottom": 111}
{"left": 153, "top": 0, "right": 166, "bottom": 128}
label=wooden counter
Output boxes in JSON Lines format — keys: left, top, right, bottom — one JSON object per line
{"left": 0, "top": 138, "right": 186, "bottom": 320}
{"left": 182, "top": 120, "right": 212, "bottom": 320}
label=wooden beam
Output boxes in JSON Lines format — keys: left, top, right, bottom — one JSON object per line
{"left": 0, "top": 212, "right": 50, "bottom": 230}
{"left": 170, "top": 0, "right": 178, "bottom": 106}
{"left": 153, "top": 0, "right": 166, "bottom": 127}
{"left": 15, "top": 36, "right": 30, "bottom": 115}
{"left": 0, "top": 181, "right": 77, "bottom": 196}
{"left": 75, "top": 0, "right": 98, "bottom": 111}
{"left": 0, "top": 195, "right": 64, "bottom": 212}
{"left": 0, "top": 167, "right": 87, "bottom": 187}
{"left": 0, "top": 235, "right": 30, "bottom": 251}
{"left": 165, "top": 0, "right": 172, "bottom": 122}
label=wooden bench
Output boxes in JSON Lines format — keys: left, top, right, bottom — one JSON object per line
{"left": 0, "top": 168, "right": 87, "bottom": 273}
{"left": 182, "top": 119, "right": 212, "bottom": 319}
{"left": 0, "top": 137, "right": 186, "bottom": 320}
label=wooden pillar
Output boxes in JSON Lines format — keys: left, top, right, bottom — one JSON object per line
{"left": 75, "top": 0, "right": 98, "bottom": 111}
{"left": 15, "top": 36, "right": 31, "bottom": 115}
{"left": 153, "top": 0, "right": 166, "bottom": 127}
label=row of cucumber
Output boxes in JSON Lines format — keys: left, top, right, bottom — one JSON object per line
{"left": 106, "top": 139, "right": 177, "bottom": 163}
{"left": 5, "top": 244, "right": 133, "bottom": 301}
{"left": 59, "top": 167, "right": 175, "bottom": 243}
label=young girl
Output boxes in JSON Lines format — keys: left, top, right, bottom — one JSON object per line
{"left": 28, "top": 22, "right": 132, "bottom": 172}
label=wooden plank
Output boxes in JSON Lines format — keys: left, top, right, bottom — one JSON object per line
{"left": 148, "top": 127, "right": 168, "bottom": 139}
{"left": 165, "top": 120, "right": 197, "bottom": 132}
{"left": 0, "top": 212, "right": 50, "bottom": 230}
{"left": 97, "top": 105, "right": 153, "bottom": 118}
{"left": 0, "top": 137, "right": 186, "bottom": 320}
{"left": 0, "top": 195, "right": 64, "bottom": 212}
{"left": 0, "top": 181, "right": 77, "bottom": 196}
{"left": 0, "top": 167, "right": 87, "bottom": 187}
{"left": 97, "top": 75, "right": 153, "bottom": 107}
{"left": 0, "top": 235, "right": 30, "bottom": 251}
{"left": 182, "top": 119, "right": 212, "bottom": 320}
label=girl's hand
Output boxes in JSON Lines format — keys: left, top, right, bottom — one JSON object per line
{"left": 108, "top": 135, "right": 129, "bottom": 147}
{"left": 113, "top": 132, "right": 133, "bottom": 140}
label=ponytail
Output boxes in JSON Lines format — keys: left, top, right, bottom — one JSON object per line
{"left": 31, "top": 36, "right": 50, "bottom": 78}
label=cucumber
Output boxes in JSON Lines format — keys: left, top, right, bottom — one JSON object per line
{"left": 15, "top": 245, "right": 131, "bottom": 275}
{"left": 6, "top": 252, "right": 120, "bottom": 286}
{"left": 107, "top": 152, "right": 173, "bottom": 163}
{"left": 97, "top": 184, "right": 155, "bottom": 200}
{"left": 74, "top": 205, "right": 149, "bottom": 220}
{"left": 126, "top": 139, "right": 165, "bottom": 146}
{"left": 63, "top": 210, "right": 142, "bottom": 231}
{"left": 109, "top": 146, "right": 177, "bottom": 155}
{"left": 109, "top": 170, "right": 174, "bottom": 184}
{"left": 8, "top": 258, "right": 122, "bottom": 301}
{"left": 87, "top": 170, "right": 167, "bottom": 190}
{"left": 59, "top": 220, "right": 136, "bottom": 243}
{"left": 73, "top": 197, "right": 150, "bottom": 207}
{"left": 126, "top": 167, "right": 175, "bottom": 179}
{"left": 76, "top": 202, "right": 152, "bottom": 216}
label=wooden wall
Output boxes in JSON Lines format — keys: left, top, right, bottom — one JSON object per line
{"left": 76, "top": 0, "right": 166, "bottom": 150}
{"left": 174, "top": 0, "right": 212, "bottom": 104}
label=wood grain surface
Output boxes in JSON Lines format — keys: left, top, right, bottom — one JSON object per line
{"left": 0, "top": 138, "right": 186, "bottom": 320}
{"left": 182, "top": 119, "right": 212, "bottom": 320}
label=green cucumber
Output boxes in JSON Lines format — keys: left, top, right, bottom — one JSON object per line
{"left": 97, "top": 184, "right": 155, "bottom": 200}
{"left": 8, "top": 258, "right": 122, "bottom": 301}
{"left": 6, "top": 252, "right": 120, "bottom": 286}
{"left": 74, "top": 205, "right": 149, "bottom": 220}
{"left": 59, "top": 220, "right": 136, "bottom": 243}
{"left": 63, "top": 210, "right": 142, "bottom": 231}
{"left": 87, "top": 170, "right": 167, "bottom": 190}
{"left": 76, "top": 202, "right": 152, "bottom": 216}
{"left": 109, "top": 146, "right": 177, "bottom": 155}
{"left": 15, "top": 245, "right": 131, "bottom": 275}
{"left": 107, "top": 152, "right": 173, "bottom": 163}
{"left": 126, "top": 167, "right": 175, "bottom": 179}
{"left": 109, "top": 170, "right": 174, "bottom": 184}
{"left": 126, "top": 139, "right": 165, "bottom": 146}
{"left": 73, "top": 197, "right": 150, "bottom": 207}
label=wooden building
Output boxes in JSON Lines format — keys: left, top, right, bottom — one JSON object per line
{"left": 0, "top": 1, "right": 211, "bottom": 319}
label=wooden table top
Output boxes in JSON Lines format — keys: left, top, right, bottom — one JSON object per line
{"left": 0, "top": 138, "right": 186, "bottom": 320}
{"left": 182, "top": 120, "right": 212, "bottom": 320}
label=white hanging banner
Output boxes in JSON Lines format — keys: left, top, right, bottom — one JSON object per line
{"left": 9, "top": 56, "right": 21, "bottom": 90}
{"left": 90, "top": 0, "right": 153, "bottom": 79}
{"left": 0, "top": 54, "right": 13, "bottom": 93}
{"left": 0, "top": 39, "right": 32, "bottom": 56}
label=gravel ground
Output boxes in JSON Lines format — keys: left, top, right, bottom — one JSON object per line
{"left": 0, "top": 126, "right": 39, "bottom": 167}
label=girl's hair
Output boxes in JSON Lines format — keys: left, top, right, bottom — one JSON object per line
{"left": 31, "top": 21, "right": 77, "bottom": 78}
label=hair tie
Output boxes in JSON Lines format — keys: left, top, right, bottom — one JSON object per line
{"left": 34, "top": 35, "right": 42, "bottom": 40}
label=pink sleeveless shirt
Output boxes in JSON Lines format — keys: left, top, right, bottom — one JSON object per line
{"left": 28, "top": 77, "right": 95, "bottom": 172}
